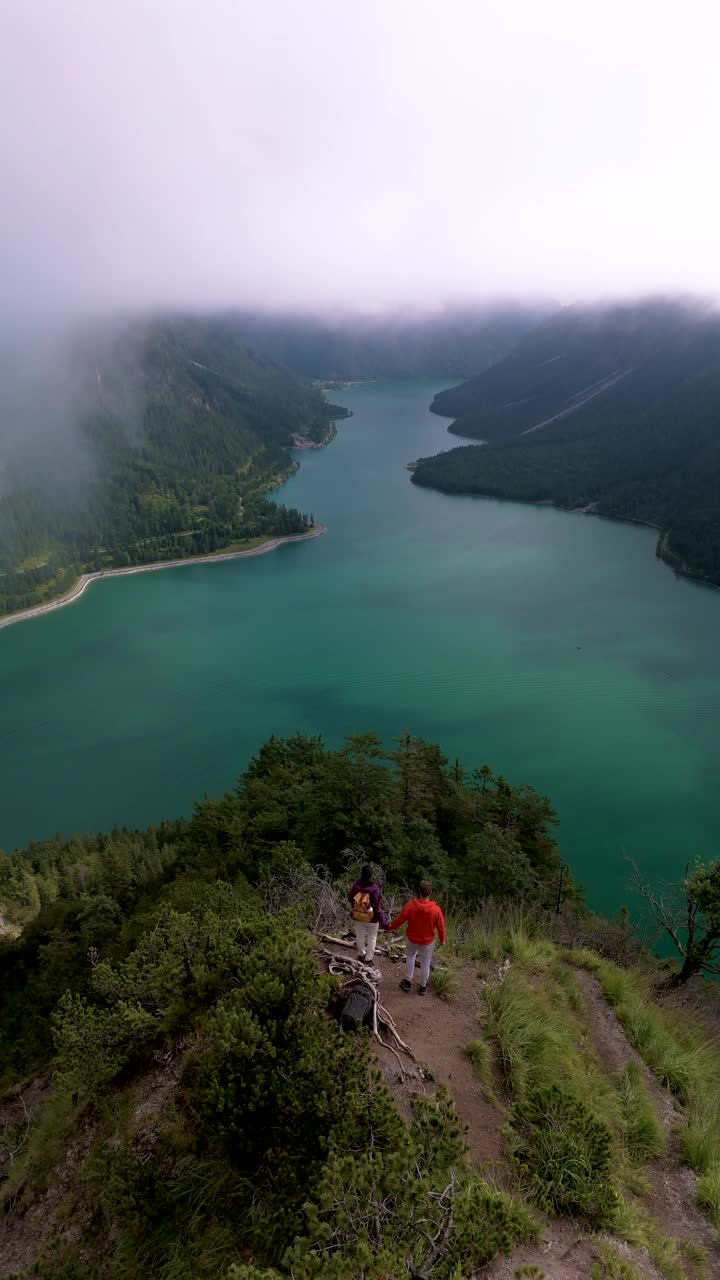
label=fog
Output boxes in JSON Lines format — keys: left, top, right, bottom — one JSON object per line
{"left": 2, "top": 0, "right": 719, "bottom": 318}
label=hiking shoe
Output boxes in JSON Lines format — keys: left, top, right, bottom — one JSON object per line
{"left": 399, "top": 979, "right": 412, "bottom": 992}
{"left": 418, "top": 985, "right": 428, "bottom": 996}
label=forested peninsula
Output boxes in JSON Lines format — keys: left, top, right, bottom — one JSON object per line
{"left": 413, "top": 301, "right": 720, "bottom": 587}
{"left": 0, "top": 316, "right": 346, "bottom": 619}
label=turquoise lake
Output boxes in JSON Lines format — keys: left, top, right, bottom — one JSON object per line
{"left": 2, "top": 379, "right": 719, "bottom": 917}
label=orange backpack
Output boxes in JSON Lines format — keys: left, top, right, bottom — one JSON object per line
{"left": 351, "top": 890, "right": 373, "bottom": 923}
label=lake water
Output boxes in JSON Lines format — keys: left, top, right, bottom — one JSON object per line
{"left": 2, "top": 379, "right": 719, "bottom": 918}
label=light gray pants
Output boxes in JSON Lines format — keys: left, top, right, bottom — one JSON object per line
{"left": 405, "top": 940, "right": 433, "bottom": 986}
{"left": 354, "top": 920, "right": 379, "bottom": 962}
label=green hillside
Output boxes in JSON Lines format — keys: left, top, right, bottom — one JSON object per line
{"left": 415, "top": 301, "right": 720, "bottom": 585}
{"left": 0, "top": 316, "right": 342, "bottom": 618}
{"left": 1, "top": 731, "right": 719, "bottom": 1279}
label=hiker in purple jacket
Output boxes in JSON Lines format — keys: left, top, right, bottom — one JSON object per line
{"left": 348, "top": 865, "right": 389, "bottom": 964}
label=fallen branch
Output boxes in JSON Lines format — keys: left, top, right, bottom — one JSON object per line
{"left": 318, "top": 931, "right": 393, "bottom": 957}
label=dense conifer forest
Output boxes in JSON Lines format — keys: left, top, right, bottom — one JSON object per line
{"left": 415, "top": 301, "right": 720, "bottom": 585}
{"left": 0, "top": 317, "right": 342, "bottom": 617}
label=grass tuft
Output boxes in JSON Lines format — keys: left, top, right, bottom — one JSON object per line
{"left": 617, "top": 1060, "right": 666, "bottom": 1162}
{"left": 681, "top": 1097, "right": 720, "bottom": 1173}
{"left": 431, "top": 966, "right": 460, "bottom": 1001}
{"left": 464, "top": 1036, "right": 496, "bottom": 1094}
{"left": 506, "top": 929, "right": 555, "bottom": 972}
{"left": 592, "top": 1241, "right": 645, "bottom": 1280}
{"left": 697, "top": 1163, "right": 720, "bottom": 1232}
{"left": 613, "top": 1195, "right": 709, "bottom": 1280}
{"left": 484, "top": 968, "right": 561, "bottom": 1098}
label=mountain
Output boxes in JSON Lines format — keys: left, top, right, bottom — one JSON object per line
{"left": 1, "top": 730, "right": 719, "bottom": 1278}
{"left": 0, "top": 316, "right": 342, "bottom": 618}
{"left": 220, "top": 305, "right": 548, "bottom": 380}
{"left": 412, "top": 300, "right": 720, "bottom": 585}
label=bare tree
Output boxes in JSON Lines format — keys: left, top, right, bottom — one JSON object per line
{"left": 631, "top": 857, "right": 720, "bottom": 986}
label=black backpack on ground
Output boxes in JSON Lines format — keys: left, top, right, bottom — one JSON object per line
{"left": 331, "top": 980, "right": 375, "bottom": 1032}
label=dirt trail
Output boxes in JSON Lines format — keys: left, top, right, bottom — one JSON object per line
{"left": 372, "top": 952, "right": 503, "bottom": 1165}
{"left": 574, "top": 968, "right": 679, "bottom": 1128}
{"left": 575, "top": 967, "right": 720, "bottom": 1269}
{"left": 484, "top": 1219, "right": 624, "bottom": 1280}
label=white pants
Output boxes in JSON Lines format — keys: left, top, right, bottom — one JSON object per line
{"left": 354, "top": 920, "right": 379, "bottom": 962}
{"left": 406, "top": 940, "right": 433, "bottom": 986}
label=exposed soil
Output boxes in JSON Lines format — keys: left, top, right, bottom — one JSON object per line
{"left": 484, "top": 1219, "right": 615, "bottom": 1280}
{"left": 373, "top": 951, "right": 503, "bottom": 1165}
{"left": 0, "top": 1051, "right": 186, "bottom": 1278}
{"left": 0, "top": 1110, "right": 98, "bottom": 1278}
{"left": 485, "top": 1224, "right": 672, "bottom": 1280}
{"left": 0, "top": 1072, "right": 51, "bottom": 1141}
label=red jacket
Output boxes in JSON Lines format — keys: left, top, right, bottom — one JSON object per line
{"left": 389, "top": 898, "right": 445, "bottom": 946}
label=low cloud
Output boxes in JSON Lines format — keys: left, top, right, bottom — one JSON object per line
{"left": 1, "top": 0, "right": 718, "bottom": 511}
{"left": 2, "top": 0, "right": 720, "bottom": 319}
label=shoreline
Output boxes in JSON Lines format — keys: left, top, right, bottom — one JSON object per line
{"left": 0, "top": 524, "right": 327, "bottom": 633}
{"left": 413, "top": 469, "right": 720, "bottom": 594}
{"left": 434, "top": 417, "right": 720, "bottom": 592}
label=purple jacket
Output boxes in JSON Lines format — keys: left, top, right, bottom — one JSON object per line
{"left": 348, "top": 880, "right": 389, "bottom": 929}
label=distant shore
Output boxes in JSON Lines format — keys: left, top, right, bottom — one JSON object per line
{"left": 0, "top": 525, "right": 326, "bottom": 632}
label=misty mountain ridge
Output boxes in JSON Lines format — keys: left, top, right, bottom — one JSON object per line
{"left": 0, "top": 303, "right": 549, "bottom": 619}
{"left": 412, "top": 298, "right": 720, "bottom": 586}
{"left": 217, "top": 303, "right": 548, "bottom": 379}
{"left": 0, "top": 315, "right": 339, "bottom": 617}
{"left": 430, "top": 297, "right": 717, "bottom": 433}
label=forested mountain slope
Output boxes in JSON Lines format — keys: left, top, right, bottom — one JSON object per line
{"left": 0, "top": 316, "right": 341, "bottom": 617}
{"left": 1, "top": 730, "right": 719, "bottom": 1279}
{"left": 220, "top": 305, "right": 548, "bottom": 379}
{"left": 415, "top": 300, "right": 720, "bottom": 585}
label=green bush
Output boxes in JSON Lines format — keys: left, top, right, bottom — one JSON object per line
{"left": 84, "top": 1138, "right": 172, "bottom": 1227}
{"left": 448, "top": 1178, "right": 537, "bottom": 1271}
{"left": 509, "top": 1084, "right": 617, "bottom": 1225}
{"left": 410, "top": 1087, "right": 468, "bottom": 1171}
{"left": 199, "top": 919, "right": 398, "bottom": 1252}
{"left": 52, "top": 992, "right": 157, "bottom": 1097}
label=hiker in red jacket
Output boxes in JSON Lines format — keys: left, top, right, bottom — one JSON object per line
{"left": 388, "top": 879, "right": 446, "bottom": 995}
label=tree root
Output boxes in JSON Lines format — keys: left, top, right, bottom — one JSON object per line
{"left": 320, "top": 947, "right": 420, "bottom": 1071}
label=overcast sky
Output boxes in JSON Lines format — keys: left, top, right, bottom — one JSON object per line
{"left": 2, "top": 0, "right": 719, "bottom": 316}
